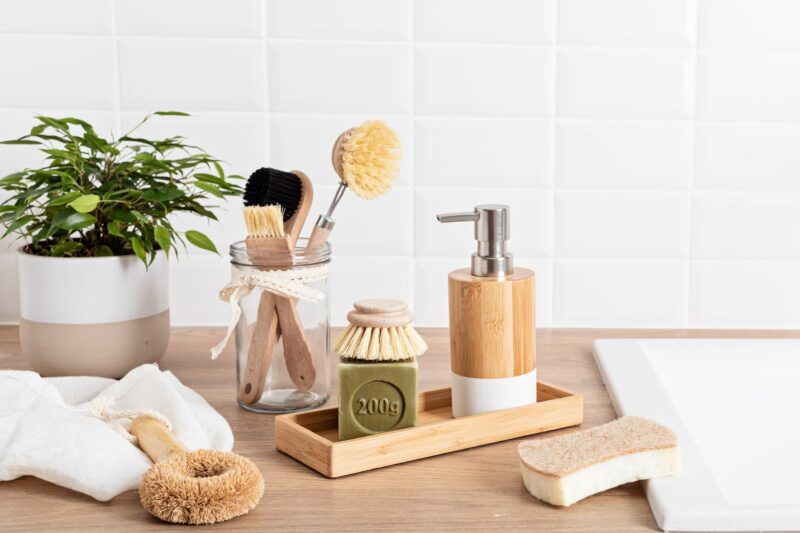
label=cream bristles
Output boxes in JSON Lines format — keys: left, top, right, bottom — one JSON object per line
{"left": 340, "top": 120, "right": 400, "bottom": 200}
{"left": 243, "top": 205, "right": 284, "bottom": 238}
{"left": 333, "top": 323, "right": 427, "bottom": 361}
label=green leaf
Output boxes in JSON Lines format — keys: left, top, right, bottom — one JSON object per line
{"left": 132, "top": 211, "right": 150, "bottom": 225}
{"left": 109, "top": 209, "right": 138, "bottom": 223}
{"left": 107, "top": 220, "right": 123, "bottom": 237}
{"left": 0, "top": 139, "right": 41, "bottom": 145}
{"left": 95, "top": 245, "right": 113, "bottom": 257}
{"left": 154, "top": 225, "right": 171, "bottom": 256}
{"left": 51, "top": 209, "right": 96, "bottom": 231}
{"left": 67, "top": 194, "right": 100, "bottom": 213}
{"left": 35, "top": 116, "right": 69, "bottom": 132}
{"left": 2, "top": 215, "right": 35, "bottom": 237}
{"left": 185, "top": 230, "right": 218, "bottom": 254}
{"left": 130, "top": 236, "right": 147, "bottom": 264}
{"left": 142, "top": 187, "right": 183, "bottom": 202}
{"left": 51, "top": 241, "right": 82, "bottom": 256}
{"left": 49, "top": 191, "right": 83, "bottom": 207}
{"left": 153, "top": 111, "right": 190, "bottom": 117}
{"left": 195, "top": 181, "right": 224, "bottom": 198}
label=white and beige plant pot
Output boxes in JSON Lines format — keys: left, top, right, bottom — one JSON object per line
{"left": 17, "top": 249, "right": 170, "bottom": 378}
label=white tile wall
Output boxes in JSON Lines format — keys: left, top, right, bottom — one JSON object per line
{"left": 1, "top": 0, "right": 799, "bottom": 329}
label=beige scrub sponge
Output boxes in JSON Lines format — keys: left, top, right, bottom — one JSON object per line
{"left": 518, "top": 416, "right": 680, "bottom": 507}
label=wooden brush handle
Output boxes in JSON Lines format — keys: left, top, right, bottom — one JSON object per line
{"left": 239, "top": 290, "right": 280, "bottom": 404}
{"left": 279, "top": 170, "right": 317, "bottom": 390}
{"left": 242, "top": 235, "right": 292, "bottom": 404}
{"left": 130, "top": 416, "right": 186, "bottom": 464}
{"left": 307, "top": 224, "right": 331, "bottom": 249}
{"left": 275, "top": 296, "right": 316, "bottom": 391}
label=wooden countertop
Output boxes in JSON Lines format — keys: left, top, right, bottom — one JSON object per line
{"left": 2, "top": 326, "right": 798, "bottom": 532}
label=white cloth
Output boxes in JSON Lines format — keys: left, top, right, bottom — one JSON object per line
{"left": 0, "top": 364, "right": 233, "bottom": 501}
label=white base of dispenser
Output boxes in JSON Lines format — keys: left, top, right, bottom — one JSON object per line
{"left": 451, "top": 369, "right": 537, "bottom": 418}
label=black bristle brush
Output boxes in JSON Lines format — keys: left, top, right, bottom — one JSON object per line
{"left": 244, "top": 168, "right": 303, "bottom": 222}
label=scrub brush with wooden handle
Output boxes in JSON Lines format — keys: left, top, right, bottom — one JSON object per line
{"left": 307, "top": 121, "right": 400, "bottom": 249}
{"left": 241, "top": 168, "right": 316, "bottom": 399}
{"left": 240, "top": 204, "right": 291, "bottom": 405}
{"left": 333, "top": 299, "right": 427, "bottom": 361}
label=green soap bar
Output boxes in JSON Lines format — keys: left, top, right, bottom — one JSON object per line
{"left": 338, "top": 358, "right": 418, "bottom": 441}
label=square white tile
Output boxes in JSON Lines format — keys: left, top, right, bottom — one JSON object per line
{"left": 308, "top": 186, "right": 413, "bottom": 256}
{"left": 169, "top": 255, "right": 231, "bottom": 325}
{"left": 267, "top": 0, "right": 409, "bottom": 41}
{"left": 556, "top": 120, "right": 692, "bottom": 189}
{"left": 690, "top": 260, "right": 800, "bottom": 328}
{"left": 699, "top": 0, "right": 800, "bottom": 49}
{"left": 268, "top": 42, "right": 409, "bottom": 113}
{"left": 118, "top": 39, "right": 265, "bottom": 111}
{"left": 117, "top": 0, "right": 263, "bottom": 37}
{"left": 556, "top": 191, "right": 691, "bottom": 257}
{"left": 695, "top": 122, "right": 800, "bottom": 190}
{"left": 0, "top": 36, "right": 115, "bottom": 109}
{"left": 559, "top": 0, "right": 694, "bottom": 47}
{"left": 692, "top": 193, "right": 800, "bottom": 259}
{"left": 554, "top": 259, "right": 688, "bottom": 327}
{"left": 697, "top": 51, "right": 800, "bottom": 121}
{"left": 415, "top": 0, "right": 554, "bottom": 44}
{"left": 415, "top": 118, "right": 552, "bottom": 188}
{"left": 414, "top": 188, "right": 552, "bottom": 257}
{"left": 269, "top": 115, "right": 412, "bottom": 187}
{"left": 415, "top": 46, "right": 553, "bottom": 116}
{"left": 557, "top": 49, "right": 693, "bottom": 119}
{"left": 414, "top": 256, "right": 552, "bottom": 327}
{"left": 121, "top": 112, "right": 268, "bottom": 178}
{"left": 0, "top": 0, "right": 112, "bottom": 34}
{"left": 330, "top": 257, "right": 413, "bottom": 326}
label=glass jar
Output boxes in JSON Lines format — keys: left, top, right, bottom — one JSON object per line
{"left": 230, "top": 238, "right": 331, "bottom": 413}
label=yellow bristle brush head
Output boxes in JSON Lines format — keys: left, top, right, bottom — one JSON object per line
{"left": 332, "top": 120, "right": 400, "bottom": 200}
{"left": 332, "top": 299, "right": 427, "bottom": 362}
{"left": 243, "top": 205, "right": 284, "bottom": 238}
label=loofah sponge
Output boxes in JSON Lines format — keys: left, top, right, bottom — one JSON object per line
{"left": 332, "top": 121, "right": 400, "bottom": 200}
{"left": 333, "top": 299, "right": 427, "bottom": 361}
{"left": 518, "top": 416, "right": 680, "bottom": 507}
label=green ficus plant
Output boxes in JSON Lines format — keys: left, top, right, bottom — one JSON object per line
{"left": 0, "top": 111, "right": 242, "bottom": 266}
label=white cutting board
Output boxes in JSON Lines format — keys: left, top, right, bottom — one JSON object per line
{"left": 593, "top": 339, "right": 800, "bottom": 531}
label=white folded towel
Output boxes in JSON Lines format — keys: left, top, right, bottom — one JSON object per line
{"left": 0, "top": 364, "right": 233, "bottom": 501}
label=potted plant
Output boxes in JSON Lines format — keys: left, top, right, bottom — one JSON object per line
{"left": 0, "top": 112, "right": 242, "bottom": 377}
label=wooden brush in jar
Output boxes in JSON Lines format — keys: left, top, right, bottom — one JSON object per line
{"left": 239, "top": 169, "right": 316, "bottom": 404}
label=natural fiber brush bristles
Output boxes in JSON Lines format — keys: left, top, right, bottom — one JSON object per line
{"left": 243, "top": 205, "right": 284, "bottom": 238}
{"left": 339, "top": 120, "right": 400, "bottom": 200}
{"left": 333, "top": 324, "right": 427, "bottom": 361}
{"left": 139, "top": 450, "right": 264, "bottom": 525}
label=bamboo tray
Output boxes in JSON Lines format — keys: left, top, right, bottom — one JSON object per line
{"left": 275, "top": 381, "right": 583, "bottom": 477}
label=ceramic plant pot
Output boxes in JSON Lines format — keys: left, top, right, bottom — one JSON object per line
{"left": 17, "top": 249, "right": 170, "bottom": 378}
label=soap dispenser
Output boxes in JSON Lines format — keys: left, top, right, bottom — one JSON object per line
{"left": 437, "top": 204, "right": 536, "bottom": 418}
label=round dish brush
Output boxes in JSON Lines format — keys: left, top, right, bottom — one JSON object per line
{"left": 130, "top": 415, "right": 264, "bottom": 525}
{"left": 307, "top": 120, "right": 401, "bottom": 248}
{"left": 333, "top": 299, "right": 427, "bottom": 361}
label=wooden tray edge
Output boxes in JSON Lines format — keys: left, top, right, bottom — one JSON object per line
{"left": 276, "top": 381, "right": 583, "bottom": 478}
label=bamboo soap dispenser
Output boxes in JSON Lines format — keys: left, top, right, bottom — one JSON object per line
{"left": 437, "top": 204, "right": 536, "bottom": 418}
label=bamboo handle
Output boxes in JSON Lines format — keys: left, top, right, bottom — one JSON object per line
{"left": 130, "top": 416, "right": 186, "bottom": 464}
{"left": 307, "top": 225, "right": 331, "bottom": 249}
{"left": 239, "top": 290, "right": 280, "bottom": 404}
{"left": 276, "top": 296, "right": 316, "bottom": 391}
